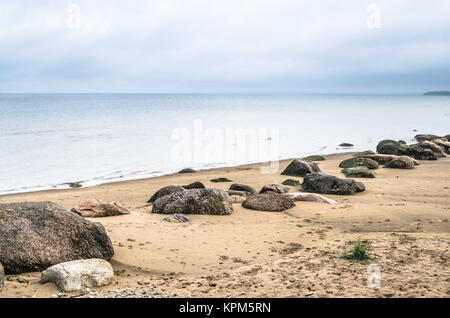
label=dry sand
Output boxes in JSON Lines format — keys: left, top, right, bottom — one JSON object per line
{"left": 0, "top": 153, "right": 449, "bottom": 298}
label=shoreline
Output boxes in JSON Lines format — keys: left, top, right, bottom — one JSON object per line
{"left": 0, "top": 151, "right": 356, "bottom": 198}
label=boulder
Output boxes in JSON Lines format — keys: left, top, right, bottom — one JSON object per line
{"left": 147, "top": 185, "right": 185, "bottom": 203}
{"left": 364, "top": 154, "right": 420, "bottom": 166}
{"left": 432, "top": 138, "right": 450, "bottom": 154}
{"left": 229, "top": 184, "right": 256, "bottom": 194}
{"left": 163, "top": 214, "right": 191, "bottom": 223}
{"left": 71, "top": 199, "right": 130, "bottom": 218}
{"left": 281, "top": 159, "right": 321, "bottom": 177}
{"left": 420, "top": 140, "right": 445, "bottom": 155}
{"left": 281, "top": 179, "right": 300, "bottom": 186}
{"left": 415, "top": 134, "right": 441, "bottom": 142}
{"left": 287, "top": 192, "right": 336, "bottom": 204}
{"left": 0, "top": 262, "right": 4, "bottom": 292}
{"left": 339, "top": 157, "right": 379, "bottom": 169}
{"left": 303, "top": 155, "right": 325, "bottom": 161}
{"left": 0, "top": 202, "right": 114, "bottom": 274}
{"left": 341, "top": 166, "right": 376, "bottom": 178}
{"left": 178, "top": 168, "right": 196, "bottom": 173}
{"left": 259, "top": 184, "right": 290, "bottom": 194}
{"left": 242, "top": 193, "right": 295, "bottom": 212}
{"left": 384, "top": 156, "right": 415, "bottom": 169}
{"left": 398, "top": 146, "right": 437, "bottom": 160}
{"left": 40, "top": 259, "right": 113, "bottom": 292}
{"left": 376, "top": 140, "right": 400, "bottom": 154}
{"left": 210, "top": 177, "right": 232, "bottom": 183}
{"left": 182, "top": 181, "right": 205, "bottom": 189}
{"left": 302, "top": 172, "right": 365, "bottom": 195}
{"left": 152, "top": 188, "right": 233, "bottom": 215}
{"left": 353, "top": 150, "right": 375, "bottom": 157}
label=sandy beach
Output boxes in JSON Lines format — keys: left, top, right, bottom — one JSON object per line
{"left": 0, "top": 153, "right": 449, "bottom": 298}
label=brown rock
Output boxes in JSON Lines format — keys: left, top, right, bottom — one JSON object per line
{"left": 242, "top": 193, "right": 295, "bottom": 212}
{"left": 71, "top": 199, "right": 130, "bottom": 218}
{"left": 384, "top": 156, "right": 416, "bottom": 169}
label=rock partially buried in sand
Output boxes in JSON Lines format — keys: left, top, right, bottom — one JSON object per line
{"left": 259, "top": 184, "right": 289, "bottom": 194}
{"left": 163, "top": 214, "right": 191, "bottom": 223}
{"left": 178, "top": 168, "right": 196, "bottom": 173}
{"left": 353, "top": 150, "right": 375, "bottom": 157}
{"left": 40, "top": 259, "right": 113, "bottom": 292}
{"left": 282, "top": 179, "right": 300, "bottom": 186}
{"left": 281, "top": 159, "right": 321, "bottom": 177}
{"left": 302, "top": 172, "right": 365, "bottom": 195}
{"left": 341, "top": 166, "right": 376, "bottom": 178}
{"left": 71, "top": 199, "right": 130, "bottom": 218}
{"left": 0, "top": 262, "right": 4, "bottom": 292}
{"left": 182, "top": 181, "right": 205, "bottom": 189}
{"left": 229, "top": 184, "right": 256, "bottom": 194}
{"left": 398, "top": 145, "right": 437, "bottom": 160}
{"left": 288, "top": 192, "right": 336, "bottom": 204}
{"left": 147, "top": 185, "right": 185, "bottom": 203}
{"left": 304, "top": 155, "right": 325, "bottom": 161}
{"left": 339, "top": 157, "right": 379, "bottom": 169}
{"left": 0, "top": 202, "right": 114, "bottom": 274}
{"left": 152, "top": 188, "right": 233, "bottom": 215}
{"left": 242, "top": 193, "right": 295, "bottom": 212}
{"left": 363, "top": 154, "right": 420, "bottom": 166}
{"left": 210, "top": 177, "right": 232, "bottom": 183}
{"left": 384, "top": 156, "right": 416, "bottom": 169}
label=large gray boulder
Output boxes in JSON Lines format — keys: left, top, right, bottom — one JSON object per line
{"left": 398, "top": 146, "right": 437, "bottom": 160}
{"left": 302, "top": 172, "right": 365, "bottom": 195}
{"left": 0, "top": 202, "right": 114, "bottom": 274}
{"left": 384, "top": 156, "right": 416, "bottom": 169}
{"left": 0, "top": 262, "right": 4, "bottom": 292}
{"left": 281, "top": 159, "right": 321, "bottom": 177}
{"left": 147, "top": 185, "right": 185, "bottom": 203}
{"left": 242, "top": 193, "right": 295, "bottom": 212}
{"left": 152, "top": 188, "right": 233, "bottom": 215}
{"left": 40, "top": 259, "right": 113, "bottom": 292}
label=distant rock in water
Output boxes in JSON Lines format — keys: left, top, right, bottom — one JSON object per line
{"left": 148, "top": 185, "right": 185, "bottom": 203}
{"left": 178, "top": 168, "right": 196, "bottom": 173}
{"left": 302, "top": 172, "right": 365, "bottom": 195}
{"left": 242, "top": 193, "right": 295, "bottom": 212}
{"left": 0, "top": 202, "right": 114, "bottom": 274}
{"left": 281, "top": 159, "right": 321, "bottom": 177}
{"left": 339, "top": 143, "right": 354, "bottom": 147}
{"left": 182, "top": 181, "right": 205, "bottom": 189}
{"left": 152, "top": 188, "right": 233, "bottom": 215}
{"left": 210, "top": 177, "right": 232, "bottom": 183}
{"left": 71, "top": 199, "right": 130, "bottom": 218}
{"left": 424, "top": 91, "right": 450, "bottom": 96}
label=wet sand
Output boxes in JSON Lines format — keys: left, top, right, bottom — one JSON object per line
{"left": 0, "top": 153, "right": 449, "bottom": 298}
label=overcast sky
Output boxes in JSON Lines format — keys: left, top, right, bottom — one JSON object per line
{"left": 1, "top": 0, "right": 449, "bottom": 94}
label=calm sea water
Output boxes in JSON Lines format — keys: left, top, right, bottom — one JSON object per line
{"left": 0, "top": 93, "right": 449, "bottom": 195}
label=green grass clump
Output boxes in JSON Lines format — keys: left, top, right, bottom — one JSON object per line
{"left": 342, "top": 239, "right": 370, "bottom": 261}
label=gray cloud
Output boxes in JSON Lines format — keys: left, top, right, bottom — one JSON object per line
{"left": 0, "top": 0, "right": 449, "bottom": 93}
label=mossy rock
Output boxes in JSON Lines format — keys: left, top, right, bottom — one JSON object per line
{"left": 303, "top": 155, "right": 325, "bottom": 161}
{"left": 339, "top": 157, "right": 379, "bottom": 169}
{"left": 353, "top": 150, "right": 375, "bottom": 158}
{"left": 414, "top": 134, "right": 441, "bottom": 142}
{"left": 281, "top": 179, "right": 300, "bottom": 187}
{"left": 66, "top": 182, "right": 82, "bottom": 188}
{"left": 341, "top": 167, "right": 375, "bottom": 178}
{"left": 210, "top": 177, "right": 232, "bottom": 183}
{"left": 376, "top": 140, "right": 399, "bottom": 153}
{"left": 229, "top": 184, "right": 256, "bottom": 194}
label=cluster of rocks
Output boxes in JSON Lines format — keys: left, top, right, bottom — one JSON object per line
{"left": 0, "top": 202, "right": 116, "bottom": 293}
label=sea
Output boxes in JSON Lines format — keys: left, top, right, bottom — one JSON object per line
{"left": 1, "top": 93, "right": 449, "bottom": 195}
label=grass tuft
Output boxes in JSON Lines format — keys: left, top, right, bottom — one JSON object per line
{"left": 342, "top": 239, "right": 370, "bottom": 260}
